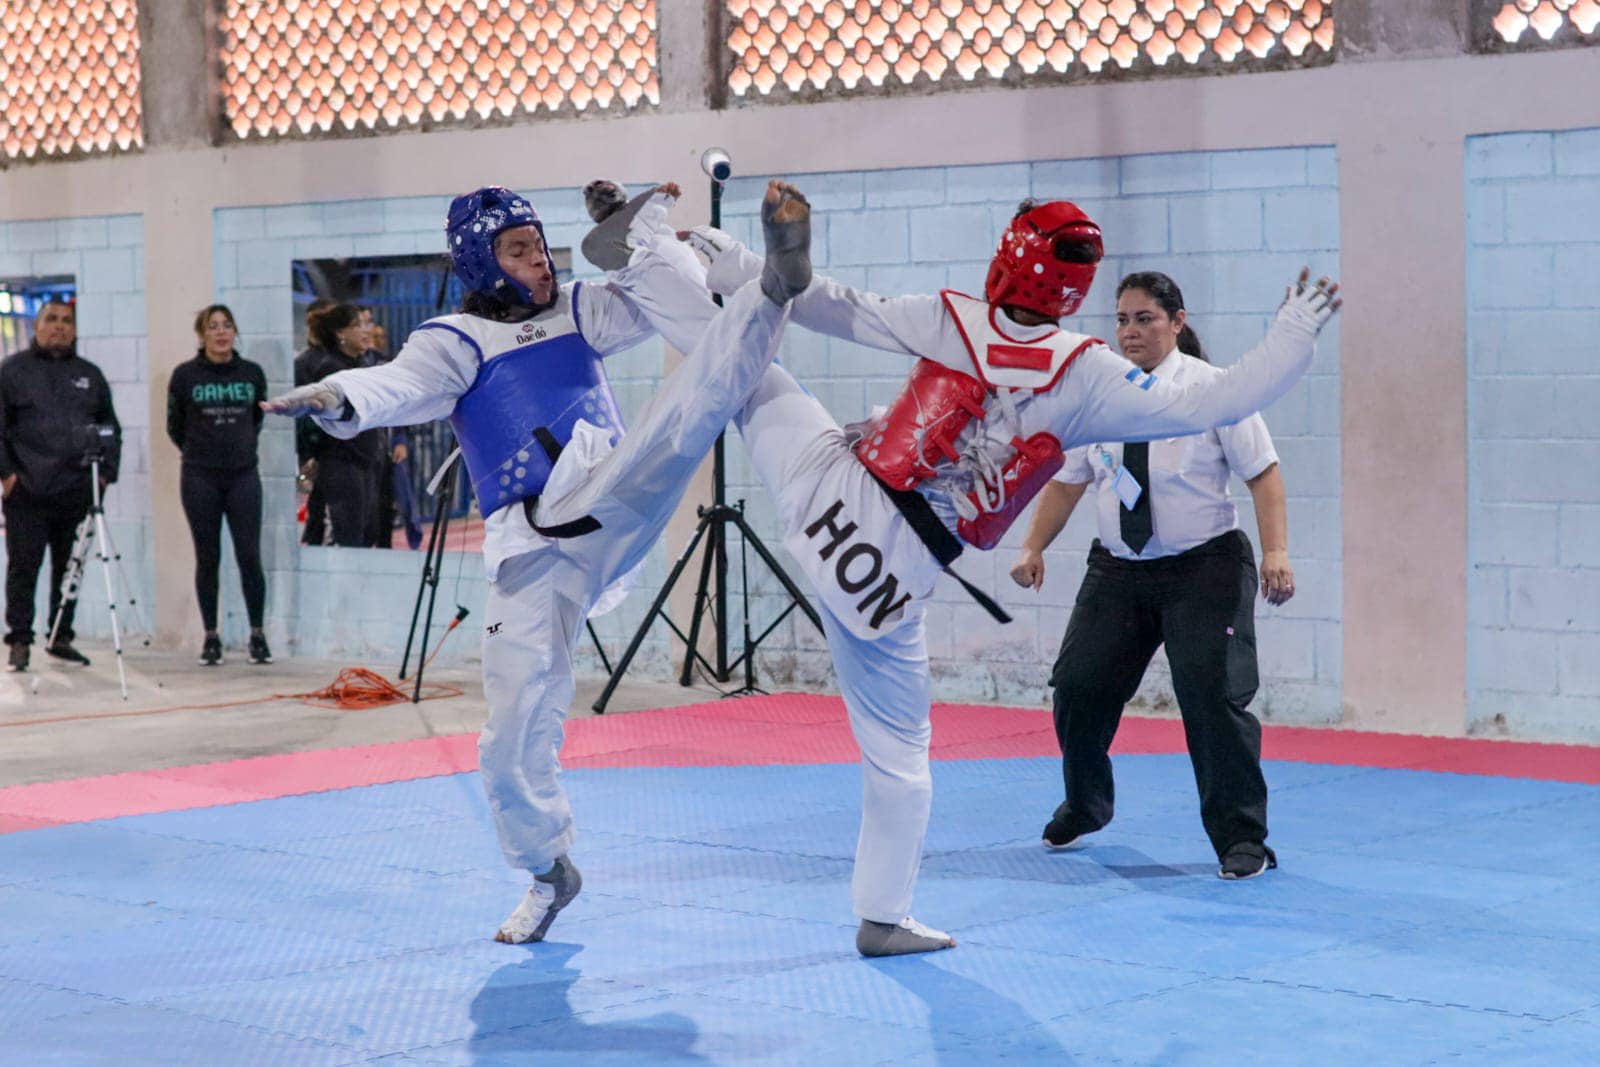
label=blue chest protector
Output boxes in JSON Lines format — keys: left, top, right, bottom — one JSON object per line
{"left": 449, "top": 320, "right": 625, "bottom": 517}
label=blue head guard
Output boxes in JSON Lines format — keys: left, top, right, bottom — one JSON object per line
{"left": 446, "top": 187, "right": 557, "bottom": 309}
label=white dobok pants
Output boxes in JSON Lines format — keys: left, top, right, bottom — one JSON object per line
{"left": 478, "top": 279, "right": 789, "bottom": 873}
{"left": 735, "top": 363, "right": 946, "bottom": 925}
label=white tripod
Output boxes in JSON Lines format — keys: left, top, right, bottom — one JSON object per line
{"left": 46, "top": 457, "right": 146, "bottom": 699}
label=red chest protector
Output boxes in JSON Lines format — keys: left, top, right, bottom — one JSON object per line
{"left": 853, "top": 291, "right": 1100, "bottom": 550}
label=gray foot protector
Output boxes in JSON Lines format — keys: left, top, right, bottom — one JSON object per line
{"left": 855, "top": 918, "right": 955, "bottom": 958}
{"left": 529, "top": 854, "right": 583, "bottom": 942}
{"left": 759, "top": 188, "right": 812, "bottom": 304}
{"left": 580, "top": 187, "right": 656, "bottom": 271}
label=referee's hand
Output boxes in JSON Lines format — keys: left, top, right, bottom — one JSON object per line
{"left": 1261, "top": 549, "right": 1295, "bottom": 605}
{"left": 1009, "top": 549, "right": 1046, "bottom": 592}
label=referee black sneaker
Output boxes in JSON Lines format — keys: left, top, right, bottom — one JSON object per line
{"left": 199, "top": 634, "right": 223, "bottom": 666}
{"left": 7, "top": 643, "right": 28, "bottom": 673}
{"left": 1042, "top": 801, "right": 1097, "bottom": 851}
{"left": 1218, "top": 842, "right": 1277, "bottom": 880}
{"left": 248, "top": 633, "right": 272, "bottom": 665}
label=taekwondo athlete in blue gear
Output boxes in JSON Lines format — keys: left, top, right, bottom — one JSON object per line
{"left": 262, "top": 179, "right": 815, "bottom": 945}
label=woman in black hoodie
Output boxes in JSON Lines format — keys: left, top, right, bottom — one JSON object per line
{"left": 167, "top": 304, "right": 270, "bottom": 666}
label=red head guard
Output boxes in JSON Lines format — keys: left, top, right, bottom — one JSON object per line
{"left": 983, "top": 201, "right": 1104, "bottom": 321}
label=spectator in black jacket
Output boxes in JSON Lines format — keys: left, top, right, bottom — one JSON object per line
{"left": 370, "top": 320, "right": 425, "bottom": 549}
{"left": 299, "top": 303, "right": 385, "bottom": 547}
{"left": 294, "top": 298, "right": 333, "bottom": 545}
{"left": 355, "top": 307, "right": 417, "bottom": 549}
{"left": 0, "top": 299, "right": 121, "bottom": 672}
{"left": 167, "top": 304, "right": 271, "bottom": 667}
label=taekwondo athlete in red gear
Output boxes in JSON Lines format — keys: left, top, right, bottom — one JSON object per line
{"left": 681, "top": 199, "right": 1340, "bottom": 957}
{"left": 263, "top": 180, "right": 814, "bottom": 945}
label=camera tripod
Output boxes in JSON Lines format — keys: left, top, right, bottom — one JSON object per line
{"left": 591, "top": 154, "right": 822, "bottom": 712}
{"left": 590, "top": 444, "right": 822, "bottom": 713}
{"left": 47, "top": 457, "right": 148, "bottom": 700}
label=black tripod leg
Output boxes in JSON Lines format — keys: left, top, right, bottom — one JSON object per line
{"left": 410, "top": 469, "right": 454, "bottom": 703}
{"left": 412, "top": 542, "right": 445, "bottom": 704}
{"left": 731, "top": 510, "right": 824, "bottom": 634}
{"left": 400, "top": 482, "right": 451, "bottom": 680}
{"left": 679, "top": 512, "right": 722, "bottom": 687}
{"left": 586, "top": 620, "right": 612, "bottom": 675}
{"left": 732, "top": 505, "right": 761, "bottom": 696}
{"left": 592, "top": 514, "right": 714, "bottom": 714}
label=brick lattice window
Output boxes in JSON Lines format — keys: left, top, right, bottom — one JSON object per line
{"left": 725, "top": 0, "right": 1335, "bottom": 101}
{"left": 1477, "top": 0, "right": 1599, "bottom": 50}
{"left": 0, "top": 0, "right": 143, "bottom": 163}
{"left": 221, "top": 1, "right": 659, "bottom": 141}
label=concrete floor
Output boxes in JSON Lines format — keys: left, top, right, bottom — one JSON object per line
{"left": 0, "top": 647, "right": 725, "bottom": 788}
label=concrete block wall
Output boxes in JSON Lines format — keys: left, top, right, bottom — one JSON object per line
{"left": 1466, "top": 127, "right": 1600, "bottom": 742}
{"left": 715, "top": 149, "right": 1344, "bottom": 722}
{"left": 0, "top": 214, "right": 152, "bottom": 645}
{"left": 214, "top": 188, "right": 674, "bottom": 670}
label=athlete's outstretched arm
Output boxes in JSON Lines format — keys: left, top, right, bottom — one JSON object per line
{"left": 261, "top": 327, "right": 473, "bottom": 437}
{"left": 1056, "top": 270, "right": 1340, "bottom": 448}
{"left": 586, "top": 240, "right": 718, "bottom": 356}
{"left": 690, "top": 228, "right": 945, "bottom": 359}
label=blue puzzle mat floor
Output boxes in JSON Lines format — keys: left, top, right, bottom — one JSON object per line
{"left": 2, "top": 755, "right": 1597, "bottom": 1065}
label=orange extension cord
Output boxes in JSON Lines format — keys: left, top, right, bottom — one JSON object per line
{"left": 1, "top": 615, "right": 469, "bottom": 729}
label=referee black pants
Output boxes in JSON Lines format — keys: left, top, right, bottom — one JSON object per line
{"left": 1049, "top": 529, "right": 1268, "bottom": 859}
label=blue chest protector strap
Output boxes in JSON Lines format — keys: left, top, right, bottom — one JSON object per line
{"left": 449, "top": 328, "right": 625, "bottom": 524}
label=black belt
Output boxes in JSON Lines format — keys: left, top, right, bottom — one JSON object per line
{"left": 1088, "top": 529, "right": 1250, "bottom": 570}
{"left": 874, "top": 477, "right": 1011, "bottom": 624}
{"left": 520, "top": 426, "right": 601, "bottom": 539}
{"left": 878, "top": 481, "right": 962, "bottom": 566}
{"left": 522, "top": 496, "right": 601, "bottom": 539}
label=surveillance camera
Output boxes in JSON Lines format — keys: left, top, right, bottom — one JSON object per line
{"left": 700, "top": 147, "right": 733, "bottom": 184}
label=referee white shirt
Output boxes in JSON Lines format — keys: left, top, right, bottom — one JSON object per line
{"left": 1057, "top": 349, "right": 1280, "bottom": 560}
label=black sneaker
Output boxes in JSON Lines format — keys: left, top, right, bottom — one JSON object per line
{"left": 7, "top": 644, "right": 27, "bottom": 673}
{"left": 1042, "top": 801, "right": 1097, "bottom": 851}
{"left": 1218, "top": 842, "right": 1277, "bottom": 881}
{"left": 248, "top": 633, "right": 272, "bottom": 665}
{"left": 45, "top": 642, "right": 90, "bottom": 666}
{"left": 200, "top": 635, "right": 223, "bottom": 666}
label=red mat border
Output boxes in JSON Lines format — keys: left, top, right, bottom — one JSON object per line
{"left": 2, "top": 694, "right": 1594, "bottom": 835}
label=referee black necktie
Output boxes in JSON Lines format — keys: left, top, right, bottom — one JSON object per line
{"left": 1120, "top": 442, "right": 1153, "bottom": 555}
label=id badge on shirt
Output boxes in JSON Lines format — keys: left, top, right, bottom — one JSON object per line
{"left": 1096, "top": 445, "right": 1143, "bottom": 511}
{"left": 1112, "top": 466, "right": 1143, "bottom": 511}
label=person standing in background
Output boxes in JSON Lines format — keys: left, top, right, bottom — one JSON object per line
{"left": 298, "top": 302, "right": 386, "bottom": 547}
{"left": 167, "top": 304, "right": 271, "bottom": 666}
{"left": 294, "top": 298, "right": 333, "bottom": 545}
{"left": 0, "top": 298, "right": 121, "bottom": 672}
{"left": 356, "top": 306, "right": 408, "bottom": 549}
{"left": 1010, "top": 271, "right": 1297, "bottom": 881}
